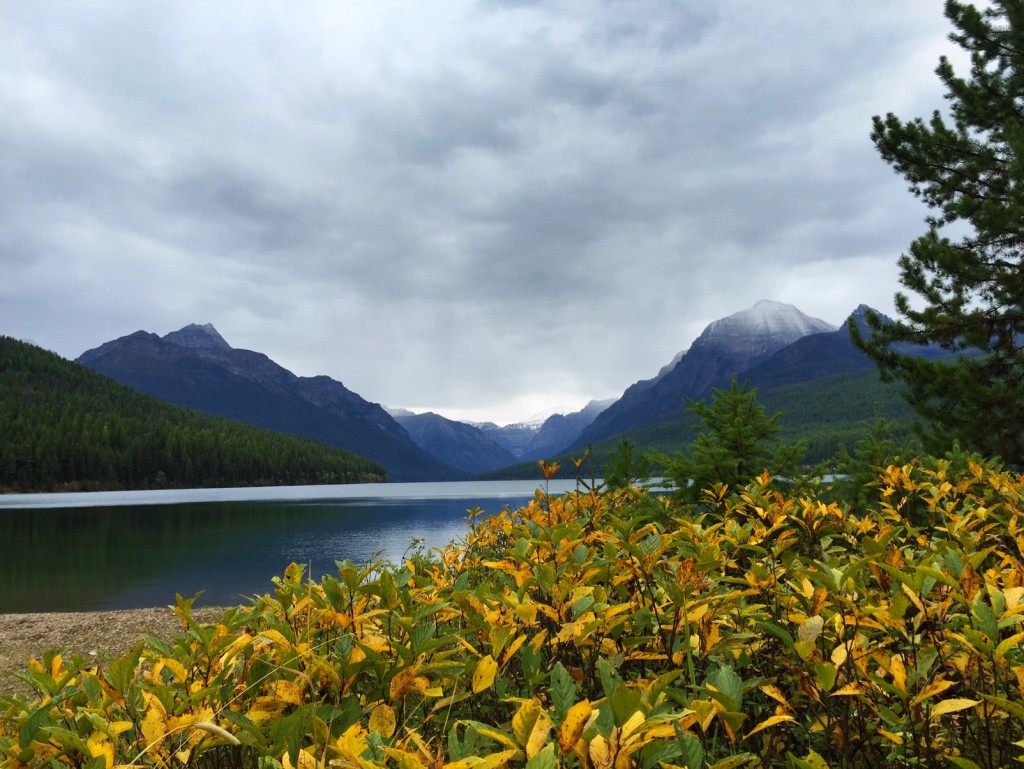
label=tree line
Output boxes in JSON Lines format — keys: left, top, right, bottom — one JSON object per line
{"left": 0, "top": 336, "right": 386, "bottom": 492}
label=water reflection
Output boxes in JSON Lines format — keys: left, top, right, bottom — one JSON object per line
{"left": 0, "top": 491, "right": 537, "bottom": 612}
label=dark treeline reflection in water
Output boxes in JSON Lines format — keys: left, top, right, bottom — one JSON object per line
{"left": 0, "top": 481, "right": 577, "bottom": 612}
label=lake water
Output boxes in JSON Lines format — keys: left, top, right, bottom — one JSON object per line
{"left": 0, "top": 480, "right": 580, "bottom": 613}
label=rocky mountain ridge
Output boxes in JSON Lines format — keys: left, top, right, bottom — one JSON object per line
{"left": 71, "top": 300, "right": 931, "bottom": 479}
{"left": 77, "top": 325, "right": 461, "bottom": 482}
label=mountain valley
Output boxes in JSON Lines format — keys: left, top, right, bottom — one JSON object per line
{"left": 4, "top": 299, "right": 944, "bottom": 489}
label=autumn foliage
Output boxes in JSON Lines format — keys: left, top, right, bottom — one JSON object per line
{"left": 3, "top": 459, "right": 1024, "bottom": 769}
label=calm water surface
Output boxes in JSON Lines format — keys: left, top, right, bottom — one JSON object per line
{"left": 0, "top": 480, "right": 578, "bottom": 613}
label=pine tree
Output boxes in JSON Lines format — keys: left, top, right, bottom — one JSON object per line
{"left": 652, "top": 378, "right": 805, "bottom": 503}
{"left": 853, "top": 1, "right": 1024, "bottom": 464}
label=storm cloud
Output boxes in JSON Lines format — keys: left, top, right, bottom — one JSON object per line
{"left": 1, "top": 1, "right": 956, "bottom": 423}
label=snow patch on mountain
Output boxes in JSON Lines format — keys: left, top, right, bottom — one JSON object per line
{"left": 163, "top": 323, "right": 232, "bottom": 351}
{"left": 702, "top": 300, "right": 836, "bottom": 342}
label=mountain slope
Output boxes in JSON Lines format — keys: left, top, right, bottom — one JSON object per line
{"left": 391, "top": 412, "right": 517, "bottom": 474}
{"left": 0, "top": 335, "right": 386, "bottom": 492}
{"left": 524, "top": 399, "right": 614, "bottom": 459}
{"left": 576, "top": 300, "right": 835, "bottom": 446}
{"left": 77, "top": 324, "right": 463, "bottom": 482}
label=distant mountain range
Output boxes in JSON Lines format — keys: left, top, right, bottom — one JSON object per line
{"left": 66, "top": 300, "right": 947, "bottom": 483}
{"left": 389, "top": 399, "right": 614, "bottom": 474}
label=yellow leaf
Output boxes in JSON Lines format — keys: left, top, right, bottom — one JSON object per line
{"left": 526, "top": 713, "right": 553, "bottom": 759}
{"left": 87, "top": 735, "right": 114, "bottom": 769}
{"left": 759, "top": 685, "right": 790, "bottom": 709}
{"left": 689, "top": 699, "right": 719, "bottom": 731}
{"left": 244, "top": 707, "right": 276, "bottom": 725}
{"left": 558, "top": 700, "right": 592, "bottom": 754}
{"left": 444, "top": 749, "right": 518, "bottom": 769}
{"left": 390, "top": 666, "right": 429, "bottom": 700}
{"left": 684, "top": 604, "right": 709, "bottom": 623}
{"left": 930, "top": 698, "right": 981, "bottom": 718}
{"left": 512, "top": 699, "right": 542, "bottom": 748}
{"left": 334, "top": 723, "right": 368, "bottom": 762}
{"left": 901, "top": 583, "right": 926, "bottom": 615}
{"left": 501, "top": 635, "right": 528, "bottom": 666}
{"left": 271, "top": 679, "right": 305, "bottom": 705}
{"left": 590, "top": 736, "right": 612, "bottom": 769}
{"left": 370, "top": 704, "right": 397, "bottom": 738}
{"left": 141, "top": 706, "right": 168, "bottom": 751}
{"left": 108, "top": 721, "right": 135, "bottom": 737}
{"left": 878, "top": 729, "right": 904, "bottom": 745}
{"left": 620, "top": 710, "right": 646, "bottom": 744}
{"left": 383, "top": 748, "right": 426, "bottom": 769}
{"left": 890, "top": 655, "right": 907, "bottom": 694}
{"left": 830, "top": 683, "right": 865, "bottom": 697}
{"left": 255, "top": 628, "right": 292, "bottom": 650}
{"left": 910, "top": 678, "right": 957, "bottom": 709}
{"left": 469, "top": 725, "right": 518, "bottom": 749}
{"left": 830, "top": 643, "right": 849, "bottom": 667}
{"left": 472, "top": 655, "right": 499, "bottom": 694}
{"left": 282, "top": 748, "right": 320, "bottom": 769}
{"left": 153, "top": 657, "right": 189, "bottom": 683}
{"left": 743, "top": 714, "right": 795, "bottom": 739}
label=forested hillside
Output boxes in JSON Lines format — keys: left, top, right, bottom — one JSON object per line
{"left": 0, "top": 336, "right": 386, "bottom": 492}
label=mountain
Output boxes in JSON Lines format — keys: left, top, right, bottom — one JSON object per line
{"left": 523, "top": 399, "right": 615, "bottom": 459}
{"left": 739, "top": 305, "right": 951, "bottom": 391}
{"left": 0, "top": 335, "right": 386, "bottom": 492}
{"left": 77, "top": 324, "right": 463, "bottom": 482}
{"left": 477, "top": 400, "right": 614, "bottom": 461}
{"left": 390, "top": 399, "right": 612, "bottom": 474}
{"left": 391, "top": 411, "right": 517, "bottom": 474}
{"left": 575, "top": 300, "right": 836, "bottom": 447}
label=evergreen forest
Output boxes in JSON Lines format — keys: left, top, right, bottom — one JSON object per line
{"left": 0, "top": 336, "right": 386, "bottom": 492}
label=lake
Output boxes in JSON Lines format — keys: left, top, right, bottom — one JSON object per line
{"left": 0, "top": 479, "right": 581, "bottom": 613}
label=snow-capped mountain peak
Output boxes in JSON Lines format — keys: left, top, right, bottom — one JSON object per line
{"left": 696, "top": 300, "right": 835, "bottom": 353}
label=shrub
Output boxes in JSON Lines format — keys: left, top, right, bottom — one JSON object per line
{"left": 3, "top": 460, "right": 1024, "bottom": 769}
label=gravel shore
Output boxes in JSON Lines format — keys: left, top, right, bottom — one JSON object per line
{"left": 0, "top": 607, "right": 224, "bottom": 697}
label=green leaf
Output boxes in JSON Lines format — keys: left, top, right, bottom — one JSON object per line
{"left": 550, "top": 662, "right": 578, "bottom": 723}
{"left": 19, "top": 704, "right": 54, "bottom": 750}
{"left": 610, "top": 684, "right": 643, "bottom": 727}
{"left": 521, "top": 641, "right": 542, "bottom": 684}
{"left": 593, "top": 704, "right": 616, "bottom": 739}
{"left": 708, "top": 665, "right": 743, "bottom": 711}
{"left": 411, "top": 619, "right": 437, "bottom": 651}
{"left": 971, "top": 593, "right": 1000, "bottom": 644}
{"left": 675, "top": 727, "right": 704, "bottom": 769}
{"left": 526, "top": 742, "right": 557, "bottom": 769}
{"left": 813, "top": 662, "right": 837, "bottom": 693}
{"left": 597, "top": 656, "right": 624, "bottom": 699}
{"left": 756, "top": 620, "right": 794, "bottom": 648}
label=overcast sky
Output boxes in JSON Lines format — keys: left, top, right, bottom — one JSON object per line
{"left": 2, "top": 2, "right": 961, "bottom": 424}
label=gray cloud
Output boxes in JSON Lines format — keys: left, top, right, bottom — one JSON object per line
{"left": 0, "top": 0, "right": 956, "bottom": 423}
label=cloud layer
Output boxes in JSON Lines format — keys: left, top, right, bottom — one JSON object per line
{"left": 1, "top": 1, "right": 957, "bottom": 423}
